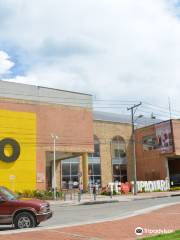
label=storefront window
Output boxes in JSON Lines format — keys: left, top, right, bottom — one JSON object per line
{"left": 61, "top": 157, "right": 80, "bottom": 189}
{"left": 113, "top": 164, "right": 127, "bottom": 182}
{"left": 88, "top": 136, "right": 101, "bottom": 186}
{"left": 62, "top": 163, "right": 70, "bottom": 175}
{"left": 111, "top": 136, "right": 127, "bottom": 183}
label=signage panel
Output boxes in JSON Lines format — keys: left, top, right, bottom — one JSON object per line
{"left": 0, "top": 109, "right": 36, "bottom": 192}
{"left": 155, "top": 121, "right": 173, "bottom": 153}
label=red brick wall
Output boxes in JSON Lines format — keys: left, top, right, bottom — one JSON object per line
{"left": 135, "top": 125, "right": 167, "bottom": 181}
{"left": 171, "top": 120, "right": 180, "bottom": 155}
{"left": 0, "top": 99, "right": 94, "bottom": 189}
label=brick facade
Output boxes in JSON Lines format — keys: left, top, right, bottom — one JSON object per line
{"left": 0, "top": 97, "right": 93, "bottom": 190}
{"left": 135, "top": 120, "right": 180, "bottom": 182}
{"left": 135, "top": 125, "right": 168, "bottom": 181}
{"left": 93, "top": 120, "right": 132, "bottom": 187}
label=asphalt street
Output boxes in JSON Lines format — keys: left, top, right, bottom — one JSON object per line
{"left": 42, "top": 195, "right": 180, "bottom": 227}
{"left": 0, "top": 195, "right": 180, "bottom": 231}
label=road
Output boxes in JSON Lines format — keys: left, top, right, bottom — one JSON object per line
{"left": 0, "top": 195, "right": 180, "bottom": 231}
{"left": 0, "top": 196, "right": 180, "bottom": 239}
{"left": 41, "top": 195, "right": 180, "bottom": 227}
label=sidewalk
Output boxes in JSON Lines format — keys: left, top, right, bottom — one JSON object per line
{"left": 48, "top": 191, "right": 180, "bottom": 206}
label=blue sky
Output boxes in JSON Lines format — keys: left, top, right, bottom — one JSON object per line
{"left": 0, "top": 42, "right": 30, "bottom": 77}
{"left": 1, "top": 0, "right": 180, "bottom": 117}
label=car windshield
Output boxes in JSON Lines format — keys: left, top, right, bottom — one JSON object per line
{"left": 0, "top": 187, "right": 17, "bottom": 200}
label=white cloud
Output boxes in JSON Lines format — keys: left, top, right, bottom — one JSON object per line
{"left": 1, "top": 0, "right": 180, "bottom": 117}
{"left": 0, "top": 50, "right": 14, "bottom": 76}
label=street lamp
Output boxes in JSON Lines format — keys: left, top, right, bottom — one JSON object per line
{"left": 51, "top": 134, "right": 58, "bottom": 200}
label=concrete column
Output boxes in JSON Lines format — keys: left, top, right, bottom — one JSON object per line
{"left": 82, "top": 153, "right": 89, "bottom": 191}
{"left": 100, "top": 142, "right": 112, "bottom": 187}
{"left": 79, "top": 156, "right": 83, "bottom": 184}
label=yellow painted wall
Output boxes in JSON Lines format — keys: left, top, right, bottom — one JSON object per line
{"left": 0, "top": 109, "right": 36, "bottom": 192}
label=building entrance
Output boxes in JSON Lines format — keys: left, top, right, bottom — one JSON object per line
{"left": 61, "top": 157, "right": 80, "bottom": 189}
{"left": 168, "top": 158, "right": 180, "bottom": 186}
{"left": 46, "top": 151, "right": 82, "bottom": 190}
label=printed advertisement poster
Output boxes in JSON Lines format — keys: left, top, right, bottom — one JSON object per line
{"left": 155, "top": 121, "right": 173, "bottom": 153}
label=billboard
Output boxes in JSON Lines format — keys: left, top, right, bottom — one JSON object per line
{"left": 143, "top": 135, "right": 157, "bottom": 151}
{"left": 155, "top": 120, "right": 173, "bottom": 153}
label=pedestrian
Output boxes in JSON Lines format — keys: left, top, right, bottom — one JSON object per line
{"left": 79, "top": 182, "right": 83, "bottom": 194}
{"left": 93, "top": 184, "right": 97, "bottom": 200}
{"left": 92, "top": 184, "right": 96, "bottom": 194}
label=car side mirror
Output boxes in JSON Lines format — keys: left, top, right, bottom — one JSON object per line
{"left": 0, "top": 196, "right": 6, "bottom": 203}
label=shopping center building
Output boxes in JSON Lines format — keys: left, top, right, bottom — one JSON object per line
{"left": 0, "top": 81, "right": 94, "bottom": 192}
{"left": 1, "top": 80, "right": 178, "bottom": 192}
{"left": 0, "top": 81, "right": 138, "bottom": 192}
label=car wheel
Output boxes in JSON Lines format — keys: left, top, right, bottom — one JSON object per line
{"left": 14, "top": 212, "right": 36, "bottom": 229}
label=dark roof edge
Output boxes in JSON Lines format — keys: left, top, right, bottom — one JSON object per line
{"left": 94, "top": 118, "right": 131, "bottom": 125}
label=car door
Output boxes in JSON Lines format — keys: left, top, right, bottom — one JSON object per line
{"left": 0, "top": 194, "right": 12, "bottom": 224}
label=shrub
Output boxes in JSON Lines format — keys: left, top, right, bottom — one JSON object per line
{"left": 17, "top": 189, "right": 64, "bottom": 200}
{"left": 153, "top": 189, "right": 163, "bottom": 192}
{"left": 100, "top": 188, "right": 118, "bottom": 196}
{"left": 170, "top": 186, "right": 180, "bottom": 191}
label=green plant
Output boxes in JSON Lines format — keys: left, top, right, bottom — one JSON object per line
{"left": 142, "top": 230, "right": 180, "bottom": 239}
{"left": 15, "top": 191, "right": 23, "bottom": 197}
{"left": 113, "top": 190, "right": 117, "bottom": 195}
{"left": 101, "top": 189, "right": 118, "bottom": 196}
{"left": 153, "top": 189, "right": 163, "bottom": 192}
{"left": 16, "top": 189, "right": 64, "bottom": 200}
{"left": 21, "top": 190, "right": 33, "bottom": 198}
{"left": 101, "top": 191, "right": 110, "bottom": 196}
{"left": 170, "top": 186, "right": 180, "bottom": 191}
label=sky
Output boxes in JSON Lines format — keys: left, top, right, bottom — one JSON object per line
{"left": 0, "top": 0, "right": 180, "bottom": 118}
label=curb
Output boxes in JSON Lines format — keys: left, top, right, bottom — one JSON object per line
{"left": 48, "top": 194, "right": 180, "bottom": 206}
{"left": 171, "top": 194, "right": 180, "bottom": 197}
{"left": 132, "top": 195, "right": 173, "bottom": 201}
{"left": 80, "top": 200, "right": 119, "bottom": 205}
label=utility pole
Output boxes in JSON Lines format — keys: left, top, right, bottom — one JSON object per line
{"left": 127, "top": 102, "right": 142, "bottom": 195}
{"left": 168, "top": 97, "right": 172, "bottom": 119}
{"left": 51, "top": 134, "right": 58, "bottom": 200}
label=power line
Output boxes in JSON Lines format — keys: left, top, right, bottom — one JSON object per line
{"left": 143, "top": 101, "right": 180, "bottom": 114}
{"left": 0, "top": 94, "right": 180, "bottom": 119}
{"left": 0, "top": 89, "right": 180, "bottom": 113}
